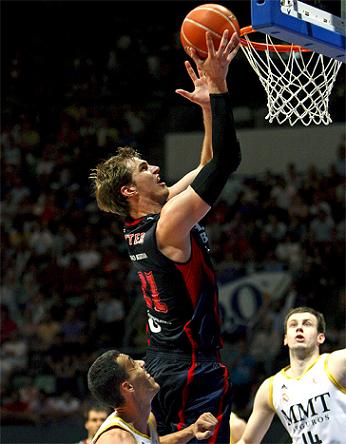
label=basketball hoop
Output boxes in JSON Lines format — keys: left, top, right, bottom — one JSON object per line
{"left": 239, "top": 26, "right": 343, "bottom": 126}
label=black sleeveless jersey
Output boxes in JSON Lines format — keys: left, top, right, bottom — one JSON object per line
{"left": 123, "top": 214, "right": 223, "bottom": 353}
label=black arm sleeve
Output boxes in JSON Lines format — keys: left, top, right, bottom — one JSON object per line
{"left": 190, "top": 92, "right": 241, "bottom": 206}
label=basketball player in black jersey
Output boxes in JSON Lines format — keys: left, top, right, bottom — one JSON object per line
{"left": 90, "top": 30, "right": 241, "bottom": 443}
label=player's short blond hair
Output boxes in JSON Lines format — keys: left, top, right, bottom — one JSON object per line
{"left": 90, "top": 146, "right": 141, "bottom": 217}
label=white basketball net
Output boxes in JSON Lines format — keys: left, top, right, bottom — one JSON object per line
{"left": 240, "top": 33, "right": 343, "bottom": 126}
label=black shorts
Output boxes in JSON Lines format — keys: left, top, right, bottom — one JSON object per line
{"left": 145, "top": 348, "right": 232, "bottom": 444}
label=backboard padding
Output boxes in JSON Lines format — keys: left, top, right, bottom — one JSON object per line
{"left": 251, "top": 0, "right": 345, "bottom": 62}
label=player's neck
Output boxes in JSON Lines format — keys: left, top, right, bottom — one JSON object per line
{"left": 129, "top": 197, "right": 162, "bottom": 219}
{"left": 116, "top": 404, "right": 151, "bottom": 436}
{"left": 287, "top": 349, "right": 320, "bottom": 377}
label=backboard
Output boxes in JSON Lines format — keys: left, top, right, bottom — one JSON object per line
{"left": 251, "top": 0, "right": 346, "bottom": 62}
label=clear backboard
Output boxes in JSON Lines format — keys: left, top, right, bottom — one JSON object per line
{"left": 251, "top": 0, "right": 345, "bottom": 62}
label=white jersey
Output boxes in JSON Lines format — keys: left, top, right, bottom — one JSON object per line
{"left": 269, "top": 353, "right": 346, "bottom": 444}
{"left": 90, "top": 411, "right": 160, "bottom": 444}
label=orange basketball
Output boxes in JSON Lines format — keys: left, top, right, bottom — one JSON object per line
{"left": 180, "top": 3, "right": 240, "bottom": 58}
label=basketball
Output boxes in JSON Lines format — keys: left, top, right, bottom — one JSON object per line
{"left": 180, "top": 3, "right": 240, "bottom": 58}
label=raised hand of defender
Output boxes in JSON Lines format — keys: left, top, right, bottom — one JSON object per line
{"left": 193, "top": 412, "right": 218, "bottom": 440}
{"left": 175, "top": 61, "right": 210, "bottom": 108}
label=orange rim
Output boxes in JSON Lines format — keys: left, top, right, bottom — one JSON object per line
{"left": 240, "top": 26, "right": 311, "bottom": 53}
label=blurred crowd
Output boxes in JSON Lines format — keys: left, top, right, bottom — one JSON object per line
{"left": 1, "top": 1, "right": 345, "bottom": 427}
{"left": 1, "top": 113, "right": 344, "bottom": 421}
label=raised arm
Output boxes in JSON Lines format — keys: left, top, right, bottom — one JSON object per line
{"left": 167, "top": 62, "right": 212, "bottom": 200}
{"left": 327, "top": 349, "right": 346, "bottom": 388}
{"left": 236, "top": 379, "right": 275, "bottom": 444}
{"left": 159, "top": 412, "right": 218, "bottom": 444}
{"left": 95, "top": 412, "right": 217, "bottom": 444}
{"left": 157, "top": 30, "right": 241, "bottom": 262}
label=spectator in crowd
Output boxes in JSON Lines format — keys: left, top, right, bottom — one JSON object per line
{"left": 1, "top": 388, "right": 38, "bottom": 425}
{"left": 76, "top": 404, "right": 110, "bottom": 444}
{"left": 35, "top": 311, "right": 61, "bottom": 351}
{"left": 0, "top": 330, "right": 28, "bottom": 386}
{"left": 228, "top": 339, "right": 256, "bottom": 414}
{"left": 275, "top": 231, "right": 303, "bottom": 272}
{"left": 44, "top": 391, "right": 81, "bottom": 420}
{"left": 95, "top": 290, "right": 125, "bottom": 348}
{"left": 0, "top": 305, "right": 18, "bottom": 344}
{"left": 309, "top": 205, "right": 335, "bottom": 243}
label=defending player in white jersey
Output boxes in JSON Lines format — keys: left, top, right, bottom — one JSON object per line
{"left": 237, "top": 306, "right": 346, "bottom": 444}
{"left": 87, "top": 350, "right": 218, "bottom": 444}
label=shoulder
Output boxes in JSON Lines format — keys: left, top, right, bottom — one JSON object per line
{"left": 259, "top": 376, "right": 274, "bottom": 392}
{"left": 328, "top": 349, "right": 346, "bottom": 365}
{"left": 326, "top": 349, "right": 346, "bottom": 389}
{"left": 96, "top": 427, "right": 137, "bottom": 444}
{"left": 254, "top": 377, "right": 274, "bottom": 410}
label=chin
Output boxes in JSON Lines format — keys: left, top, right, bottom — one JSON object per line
{"left": 293, "top": 343, "right": 314, "bottom": 355}
{"left": 293, "top": 343, "right": 306, "bottom": 349}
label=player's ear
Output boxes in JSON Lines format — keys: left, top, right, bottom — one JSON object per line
{"left": 120, "top": 184, "right": 137, "bottom": 198}
{"left": 283, "top": 334, "right": 288, "bottom": 346}
{"left": 121, "top": 380, "right": 134, "bottom": 393}
{"left": 317, "top": 333, "right": 325, "bottom": 345}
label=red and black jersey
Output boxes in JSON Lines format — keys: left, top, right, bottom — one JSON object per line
{"left": 123, "top": 213, "right": 223, "bottom": 353}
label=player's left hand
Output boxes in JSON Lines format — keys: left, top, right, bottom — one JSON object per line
{"left": 193, "top": 412, "right": 218, "bottom": 440}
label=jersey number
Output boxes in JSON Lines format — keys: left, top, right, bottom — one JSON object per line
{"left": 302, "top": 432, "right": 323, "bottom": 444}
{"left": 138, "top": 271, "right": 168, "bottom": 313}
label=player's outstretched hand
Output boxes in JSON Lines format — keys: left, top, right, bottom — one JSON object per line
{"left": 175, "top": 61, "right": 210, "bottom": 108}
{"left": 193, "top": 412, "right": 218, "bottom": 440}
{"left": 188, "top": 29, "right": 239, "bottom": 87}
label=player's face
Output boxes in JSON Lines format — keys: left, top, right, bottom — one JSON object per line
{"left": 85, "top": 409, "right": 108, "bottom": 437}
{"left": 284, "top": 312, "right": 325, "bottom": 352}
{"left": 119, "top": 354, "right": 160, "bottom": 397}
{"left": 128, "top": 157, "right": 169, "bottom": 206}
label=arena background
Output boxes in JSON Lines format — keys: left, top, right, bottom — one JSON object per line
{"left": 1, "top": 1, "right": 345, "bottom": 442}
